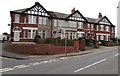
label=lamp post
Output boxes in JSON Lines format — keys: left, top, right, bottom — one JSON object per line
{"left": 65, "top": 32, "right": 68, "bottom": 56}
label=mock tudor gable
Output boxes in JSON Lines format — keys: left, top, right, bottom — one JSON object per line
{"left": 22, "top": 2, "right": 52, "bottom": 17}
{"left": 66, "top": 10, "right": 87, "bottom": 22}
{"left": 97, "top": 16, "right": 114, "bottom": 26}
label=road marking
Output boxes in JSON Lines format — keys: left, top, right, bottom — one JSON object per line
{"left": 74, "top": 52, "right": 120, "bottom": 73}
{"left": 14, "top": 65, "right": 30, "bottom": 69}
{"left": 0, "top": 58, "right": 66, "bottom": 73}
{"left": 74, "top": 59, "right": 107, "bottom": 72}
{"left": 0, "top": 49, "right": 118, "bottom": 73}
{"left": 0, "top": 68, "right": 15, "bottom": 72}
{"left": 114, "top": 53, "right": 120, "bottom": 56}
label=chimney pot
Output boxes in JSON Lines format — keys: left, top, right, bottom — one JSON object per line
{"left": 35, "top": 2, "right": 40, "bottom": 5}
{"left": 71, "top": 8, "right": 76, "bottom": 13}
{"left": 98, "top": 12, "right": 102, "bottom": 18}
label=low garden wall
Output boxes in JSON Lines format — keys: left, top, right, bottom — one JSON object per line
{"left": 3, "top": 40, "right": 83, "bottom": 55}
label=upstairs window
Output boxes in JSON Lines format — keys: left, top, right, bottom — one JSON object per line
{"left": 39, "top": 17, "right": 42, "bottom": 24}
{"left": 87, "top": 24, "right": 90, "bottom": 29}
{"left": 24, "top": 16, "right": 26, "bottom": 23}
{"left": 58, "top": 20, "right": 62, "bottom": 27}
{"left": 100, "top": 25, "right": 104, "bottom": 31}
{"left": 78, "top": 22, "right": 83, "bottom": 28}
{"left": 15, "top": 14, "right": 20, "bottom": 23}
{"left": 54, "top": 19, "right": 57, "bottom": 26}
{"left": 96, "top": 25, "right": 99, "bottom": 31}
{"left": 91, "top": 24, "right": 94, "bottom": 30}
{"left": 70, "top": 21, "right": 76, "bottom": 28}
{"left": 106, "top": 26, "right": 109, "bottom": 31}
{"left": 28, "top": 15, "right": 36, "bottom": 24}
{"left": 38, "top": 17, "right": 47, "bottom": 25}
{"left": 43, "top": 17, "right": 46, "bottom": 25}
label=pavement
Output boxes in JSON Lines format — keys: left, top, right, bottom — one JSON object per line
{"left": 0, "top": 41, "right": 118, "bottom": 60}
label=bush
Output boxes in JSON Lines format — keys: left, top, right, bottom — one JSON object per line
{"left": 34, "top": 37, "right": 74, "bottom": 46}
{"left": 34, "top": 35, "right": 41, "bottom": 43}
{"left": 110, "top": 38, "right": 117, "bottom": 43}
{"left": 85, "top": 38, "right": 93, "bottom": 46}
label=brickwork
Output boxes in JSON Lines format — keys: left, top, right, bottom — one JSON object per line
{"left": 79, "top": 39, "right": 85, "bottom": 51}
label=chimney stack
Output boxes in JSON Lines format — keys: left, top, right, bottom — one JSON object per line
{"left": 35, "top": 2, "right": 40, "bottom": 5}
{"left": 71, "top": 8, "right": 76, "bottom": 13}
{"left": 98, "top": 12, "right": 102, "bottom": 18}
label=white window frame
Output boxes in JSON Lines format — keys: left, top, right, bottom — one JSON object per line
{"left": 58, "top": 20, "right": 62, "bottom": 27}
{"left": 39, "top": 30, "right": 46, "bottom": 38}
{"left": 87, "top": 24, "right": 90, "bottom": 29}
{"left": 106, "top": 26, "right": 109, "bottom": 31}
{"left": 43, "top": 17, "right": 47, "bottom": 25}
{"left": 54, "top": 19, "right": 57, "bottom": 26}
{"left": 100, "top": 25, "right": 104, "bottom": 31}
{"left": 39, "top": 17, "right": 42, "bottom": 24}
{"left": 28, "top": 15, "right": 36, "bottom": 24}
{"left": 15, "top": 14, "right": 20, "bottom": 23}
{"left": 78, "top": 22, "right": 83, "bottom": 29}
{"left": 77, "top": 32, "right": 85, "bottom": 38}
{"left": 28, "top": 30, "right": 31, "bottom": 39}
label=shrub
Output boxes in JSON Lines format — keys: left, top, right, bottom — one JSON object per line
{"left": 110, "top": 38, "right": 117, "bottom": 43}
{"left": 34, "top": 35, "right": 41, "bottom": 43}
{"left": 34, "top": 37, "right": 74, "bottom": 46}
{"left": 85, "top": 38, "right": 93, "bottom": 46}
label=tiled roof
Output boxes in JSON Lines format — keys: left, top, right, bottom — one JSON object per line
{"left": 48, "top": 11, "right": 69, "bottom": 19}
{"left": 12, "top": 8, "right": 28, "bottom": 13}
{"left": 11, "top": 8, "right": 114, "bottom": 26}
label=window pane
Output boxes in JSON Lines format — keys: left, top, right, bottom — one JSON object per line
{"left": 39, "top": 17, "right": 42, "bottom": 24}
{"left": 28, "top": 30, "right": 31, "bottom": 38}
{"left": 32, "top": 30, "right": 36, "bottom": 38}
{"left": 24, "top": 17, "right": 26, "bottom": 23}
{"left": 78, "top": 22, "right": 83, "bottom": 28}
{"left": 33, "top": 16, "right": 36, "bottom": 24}
{"left": 15, "top": 14, "right": 20, "bottom": 23}
{"left": 23, "top": 30, "right": 26, "bottom": 38}
{"left": 28, "top": 15, "right": 32, "bottom": 24}
{"left": 43, "top": 17, "right": 46, "bottom": 25}
{"left": 54, "top": 19, "right": 57, "bottom": 26}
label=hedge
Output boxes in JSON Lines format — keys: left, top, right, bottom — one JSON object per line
{"left": 34, "top": 37, "right": 74, "bottom": 46}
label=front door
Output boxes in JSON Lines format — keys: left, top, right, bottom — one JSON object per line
{"left": 14, "top": 32, "right": 20, "bottom": 41}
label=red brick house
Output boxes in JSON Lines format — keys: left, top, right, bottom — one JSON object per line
{"left": 10, "top": 2, "right": 115, "bottom": 42}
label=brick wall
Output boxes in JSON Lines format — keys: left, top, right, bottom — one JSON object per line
{"left": 4, "top": 40, "right": 85, "bottom": 55}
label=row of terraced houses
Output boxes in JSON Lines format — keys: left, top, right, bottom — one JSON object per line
{"left": 10, "top": 2, "right": 115, "bottom": 42}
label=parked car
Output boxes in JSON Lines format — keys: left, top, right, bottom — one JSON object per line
{"left": 2, "top": 33, "right": 10, "bottom": 42}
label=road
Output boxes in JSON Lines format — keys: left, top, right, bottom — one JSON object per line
{"left": 0, "top": 46, "right": 119, "bottom": 74}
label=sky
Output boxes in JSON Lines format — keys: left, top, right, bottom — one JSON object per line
{"left": 0, "top": 0, "right": 119, "bottom": 35}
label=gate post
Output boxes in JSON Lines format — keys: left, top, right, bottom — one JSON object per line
{"left": 79, "top": 39, "right": 85, "bottom": 51}
{"left": 74, "top": 40, "right": 80, "bottom": 52}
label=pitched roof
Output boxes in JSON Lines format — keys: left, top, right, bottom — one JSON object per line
{"left": 10, "top": 2, "right": 114, "bottom": 26}
{"left": 48, "top": 11, "right": 69, "bottom": 19}
{"left": 12, "top": 8, "right": 28, "bottom": 13}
